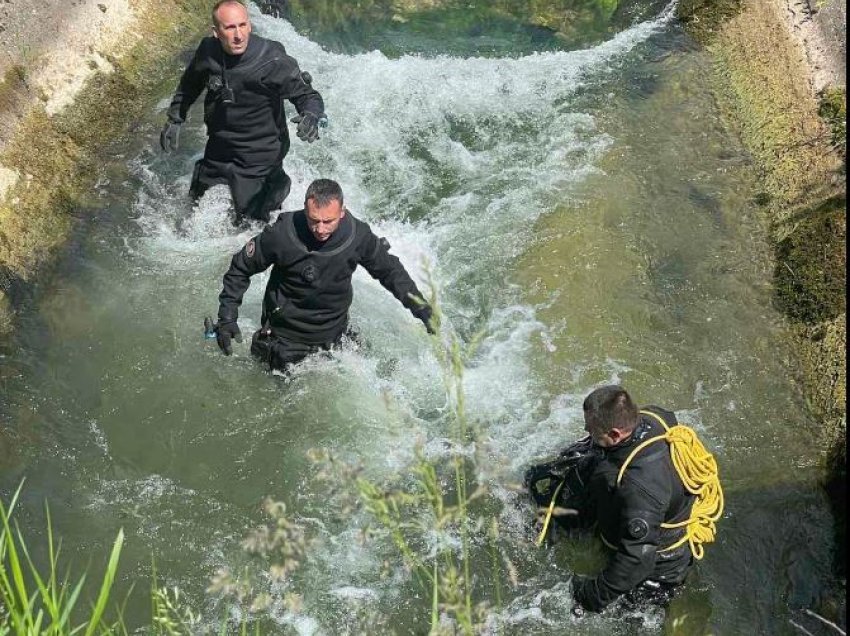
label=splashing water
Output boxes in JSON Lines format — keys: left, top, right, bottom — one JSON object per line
{"left": 2, "top": 1, "right": 841, "bottom": 633}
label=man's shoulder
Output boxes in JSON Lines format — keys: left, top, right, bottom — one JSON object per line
{"left": 346, "top": 212, "right": 374, "bottom": 233}
{"left": 640, "top": 405, "right": 677, "bottom": 428}
{"left": 251, "top": 35, "right": 288, "bottom": 58}
{"left": 273, "top": 209, "right": 300, "bottom": 228}
{"left": 196, "top": 36, "right": 220, "bottom": 55}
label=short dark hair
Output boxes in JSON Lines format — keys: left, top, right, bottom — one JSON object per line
{"left": 583, "top": 385, "right": 638, "bottom": 434}
{"left": 305, "top": 179, "right": 344, "bottom": 208}
{"left": 212, "top": 1, "right": 246, "bottom": 26}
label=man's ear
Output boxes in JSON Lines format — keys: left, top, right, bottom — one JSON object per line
{"left": 609, "top": 428, "right": 626, "bottom": 444}
{"left": 212, "top": 26, "right": 220, "bottom": 40}
{"left": 340, "top": 206, "right": 347, "bottom": 219}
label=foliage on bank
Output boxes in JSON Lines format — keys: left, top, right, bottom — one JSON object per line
{"left": 0, "top": 0, "right": 212, "bottom": 337}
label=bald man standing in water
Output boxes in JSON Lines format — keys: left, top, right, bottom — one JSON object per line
{"left": 160, "top": 0, "right": 326, "bottom": 225}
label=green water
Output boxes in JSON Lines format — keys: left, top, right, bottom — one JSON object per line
{"left": 0, "top": 3, "right": 843, "bottom": 634}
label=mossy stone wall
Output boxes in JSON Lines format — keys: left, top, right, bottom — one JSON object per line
{"left": 0, "top": 0, "right": 212, "bottom": 336}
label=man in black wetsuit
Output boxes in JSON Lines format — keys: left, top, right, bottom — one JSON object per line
{"left": 528, "top": 385, "right": 698, "bottom": 614}
{"left": 213, "top": 178, "right": 434, "bottom": 370}
{"left": 160, "top": 0, "right": 325, "bottom": 224}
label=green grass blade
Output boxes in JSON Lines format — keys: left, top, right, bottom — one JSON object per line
{"left": 32, "top": 607, "right": 44, "bottom": 633}
{"left": 0, "top": 502, "right": 33, "bottom": 630}
{"left": 16, "top": 519, "right": 56, "bottom": 622}
{"left": 59, "top": 575, "right": 88, "bottom": 630}
{"left": 45, "top": 505, "right": 61, "bottom": 615}
{"left": 0, "top": 481, "right": 24, "bottom": 559}
{"left": 83, "top": 528, "right": 124, "bottom": 636}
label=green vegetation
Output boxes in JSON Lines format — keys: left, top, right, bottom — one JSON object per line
{"left": 0, "top": 483, "right": 124, "bottom": 635}
{"left": 819, "top": 86, "right": 847, "bottom": 157}
{"left": 676, "top": 0, "right": 743, "bottom": 43}
{"left": 0, "top": 486, "right": 315, "bottom": 634}
{"left": 688, "top": 0, "right": 846, "bottom": 582}
{"left": 307, "top": 275, "right": 511, "bottom": 633}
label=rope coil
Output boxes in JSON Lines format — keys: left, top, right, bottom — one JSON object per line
{"left": 618, "top": 410, "right": 724, "bottom": 560}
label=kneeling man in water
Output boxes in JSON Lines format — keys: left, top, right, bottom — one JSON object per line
{"left": 526, "top": 385, "right": 723, "bottom": 616}
{"left": 212, "top": 178, "right": 434, "bottom": 371}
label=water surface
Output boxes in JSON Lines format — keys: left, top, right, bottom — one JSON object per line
{"left": 0, "top": 3, "right": 840, "bottom": 634}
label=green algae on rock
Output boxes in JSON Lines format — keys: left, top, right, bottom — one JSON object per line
{"left": 681, "top": 0, "right": 846, "bottom": 574}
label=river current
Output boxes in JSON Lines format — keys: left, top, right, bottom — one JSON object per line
{"left": 0, "top": 2, "right": 841, "bottom": 634}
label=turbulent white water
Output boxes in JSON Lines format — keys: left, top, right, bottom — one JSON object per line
{"left": 98, "top": 5, "right": 687, "bottom": 632}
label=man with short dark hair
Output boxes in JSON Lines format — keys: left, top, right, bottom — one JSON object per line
{"left": 527, "top": 385, "right": 704, "bottom": 614}
{"left": 160, "top": 0, "right": 325, "bottom": 224}
{"left": 213, "top": 178, "right": 434, "bottom": 371}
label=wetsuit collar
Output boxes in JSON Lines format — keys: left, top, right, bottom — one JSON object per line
{"left": 603, "top": 419, "right": 653, "bottom": 459}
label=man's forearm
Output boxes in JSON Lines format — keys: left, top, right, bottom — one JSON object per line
{"left": 291, "top": 91, "right": 324, "bottom": 118}
{"left": 167, "top": 61, "right": 205, "bottom": 123}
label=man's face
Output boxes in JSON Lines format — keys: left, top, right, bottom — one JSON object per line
{"left": 306, "top": 198, "right": 345, "bottom": 243}
{"left": 584, "top": 415, "right": 617, "bottom": 448}
{"left": 213, "top": 3, "right": 251, "bottom": 56}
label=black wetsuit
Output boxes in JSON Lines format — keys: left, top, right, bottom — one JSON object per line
{"left": 217, "top": 209, "right": 428, "bottom": 370}
{"left": 166, "top": 34, "right": 324, "bottom": 222}
{"left": 573, "top": 406, "right": 695, "bottom": 612}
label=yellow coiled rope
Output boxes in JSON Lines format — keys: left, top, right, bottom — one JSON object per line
{"left": 616, "top": 411, "right": 724, "bottom": 560}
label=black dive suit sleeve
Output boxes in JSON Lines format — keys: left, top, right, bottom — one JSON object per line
{"left": 166, "top": 45, "right": 207, "bottom": 124}
{"left": 577, "top": 484, "right": 665, "bottom": 612}
{"left": 261, "top": 46, "right": 325, "bottom": 116}
{"left": 217, "top": 228, "right": 281, "bottom": 322}
{"left": 358, "top": 225, "right": 427, "bottom": 315}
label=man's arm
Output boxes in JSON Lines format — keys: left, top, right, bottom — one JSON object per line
{"left": 166, "top": 45, "right": 208, "bottom": 125}
{"left": 261, "top": 45, "right": 325, "bottom": 141}
{"left": 160, "top": 44, "right": 208, "bottom": 152}
{"left": 271, "top": 53, "right": 324, "bottom": 116}
{"left": 358, "top": 224, "right": 433, "bottom": 332}
{"left": 218, "top": 226, "right": 281, "bottom": 323}
{"left": 573, "top": 484, "right": 665, "bottom": 612}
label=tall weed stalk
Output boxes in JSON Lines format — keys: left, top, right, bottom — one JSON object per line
{"left": 315, "top": 272, "right": 497, "bottom": 634}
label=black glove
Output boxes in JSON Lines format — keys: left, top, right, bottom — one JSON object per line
{"left": 291, "top": 112, "right": 321, "bottom": 143}
{"left": 215, "top": 320, "right": 242, "bottom": 356}
{"left": 413, "top": 305, "right": 436, "bottom": 335}
{"left": 160, "top": 120, "right": 181, "bottom": 152}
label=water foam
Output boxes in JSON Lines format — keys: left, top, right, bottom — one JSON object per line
{"left": 122, "top": 4, "right": 680, "bottom": 629}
